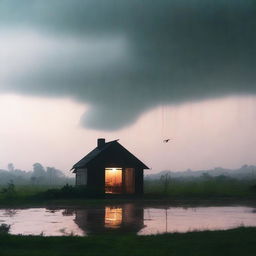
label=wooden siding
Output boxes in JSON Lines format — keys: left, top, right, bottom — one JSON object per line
{"left": 76, "top": 168, "right": 87, "bottom": 186}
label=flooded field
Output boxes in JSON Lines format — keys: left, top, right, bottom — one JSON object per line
{"left": 1, "top": 204, "right": 256, "bottom": 236}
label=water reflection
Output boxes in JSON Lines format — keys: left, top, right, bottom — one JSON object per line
{"left": 74, "top": 204, "right": 144, "bottom": 234}
{"left": 0, "top": 208, "right": 84, "bottom": 236}
{"left": 3, "top": 209, "right": 17, "bottom": 217}
{"left": 0, "top": 205, "right": 256, "bottom": 236}
{"left": 62, "top": 209, "right": 74, "bottom": 216}
{"left": 105, "top": 207, "right": 122, "bottom": 228}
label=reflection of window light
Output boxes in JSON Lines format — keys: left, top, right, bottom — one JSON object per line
{"left": 105, "top": 207, "right": 122, "bottom": 228}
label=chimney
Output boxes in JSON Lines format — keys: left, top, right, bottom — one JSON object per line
{"left": 97, "top": 138, "right": 105, "bottom": 148}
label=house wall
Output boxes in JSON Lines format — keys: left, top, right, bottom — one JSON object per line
{"left": 87, "top": 166, "right": 105, "bottom": 194}
{"left": 135, "top": 168, "right": 144, "bottom": 195}
{"left": 76, "top": 166, "right": 144, "bottom": 195}
{"left": 124, "top": 168, "right": 135, "bottom": 194}
{"left": 76, "top": 168, "right": 87, "bottom": 186}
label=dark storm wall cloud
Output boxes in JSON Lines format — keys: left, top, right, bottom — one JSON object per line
{"left": 0, "top": 0, "right": 255, "bottom": 130}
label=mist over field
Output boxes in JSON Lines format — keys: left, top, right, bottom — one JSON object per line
{"left": 0, "top": 163, "right": 74, "bottom": 186}
{"left": 146, "top": 165, "right": 256, "bottom": 180}
{"left": 1, "top": 162, "right": 255, "bottom": 186}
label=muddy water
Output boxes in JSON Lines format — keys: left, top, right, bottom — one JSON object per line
{"left": 0, "top": 204, "right": 256, "bottom": 236}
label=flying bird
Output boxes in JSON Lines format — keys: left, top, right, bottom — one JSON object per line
{"left": 163, "top": 139, "right": 172, "bottom": 143}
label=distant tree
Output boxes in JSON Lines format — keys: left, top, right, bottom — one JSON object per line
{"left": 30, "top": 176, "right": 37, "bottom": 185}
{"left": 46, "top": 167, "right": 64, "bottom": 185}
{"left": 201, "top": 173, "right": 212, "bottom": 180}
{"left": 0, "top": 224, "right": 11, "bottom": 235}
{"left": 46, "top": 167, "right": 64, "bottom": 178}
{"left": 1, "top": 180, "right": 16, "bottom": 198}
{"left": 7, "top": 163, "right": 14, "bottom": 172}
{"left": 32, "top": 163, "right": 45, "bottom": 177}
{"left": 160, "top": 173, "right": 171, "bottom": 193}
{"left": 215, "top": 175, "right": 229, "bottom": 182}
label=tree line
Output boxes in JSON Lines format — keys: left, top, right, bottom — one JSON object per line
{"left": 0, "top": 163, "right": 74, "bottom": 185}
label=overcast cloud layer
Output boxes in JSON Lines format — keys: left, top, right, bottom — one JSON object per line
{"left": 0, "top": 0, "right": 255, "bottom": 130}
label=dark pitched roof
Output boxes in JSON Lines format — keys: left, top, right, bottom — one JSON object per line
{"left": 71, "top": 140, "right": 116, "bottom": 170}
{"left": 71, "top": 140, "right": 149, "bottom": 171}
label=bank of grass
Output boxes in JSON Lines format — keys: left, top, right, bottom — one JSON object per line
{"left": 0, "top": 184, "right": 100, "bottom": 201}
{"left": 0, "top": 185, "right": 58, "bottom": 198}
{"left": 0, "top": 227, "right": 255, "bottom": 256}
{"left": 144, "top": 176, "right": 256, "bottom": 198}
{"left": 0, "top": 185, "right": 59, "bottom": 202}
{"left": 0, "top": 176, "right": 256, "bottom": 206}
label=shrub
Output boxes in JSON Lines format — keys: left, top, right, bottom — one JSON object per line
{"left": 0, "top": 224, "right": 11, "bottom": 235}
{"left": 36, "top": 184, "right": 103, "bottom": 199}
{"left": 1, "top": 181, "right": 16, "bottom": 199}
{"left": 249, "top": 184, "right": 256, "bottom": 192}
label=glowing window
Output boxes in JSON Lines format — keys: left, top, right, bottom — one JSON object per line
{"left": 105, "top": 168, "right": 122, "bottom": 194}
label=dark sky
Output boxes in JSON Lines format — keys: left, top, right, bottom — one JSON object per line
{"left": 0, "top": 0, "right": 255, "bottom": 130}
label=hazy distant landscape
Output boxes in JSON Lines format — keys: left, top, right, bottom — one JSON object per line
{"left": 1, "top": 163, "right": 255, "bottom": 186}
{"left": 144, "top": 165, "right": 256, "bottom": 198}
{"left": 146, "top": 164, "right": 256, "bottom": 180}
{"left": 0, "top": 163, "right": 74, "bottom": 186}
{"left": 1, "top": 163, "right": 256, "bottom": 201}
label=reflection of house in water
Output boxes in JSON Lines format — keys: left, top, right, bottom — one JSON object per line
{"left": 74, "top": 204, "right": 144, "bottom": 234}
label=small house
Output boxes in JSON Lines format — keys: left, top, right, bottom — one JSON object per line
{"left": 71, "top": 138, "right": 149, "bottom": 195}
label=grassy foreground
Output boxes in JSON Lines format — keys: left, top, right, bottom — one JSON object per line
{"left": 0, "top": 227, "right": 256, "bottom": 256}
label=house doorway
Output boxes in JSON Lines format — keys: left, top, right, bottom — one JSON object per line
{"left": 105, "top": 168, "right": 122, "bottom": 194}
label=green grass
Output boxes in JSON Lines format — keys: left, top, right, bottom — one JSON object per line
{"left": 0, "top": 185, "right": 62, "bottom": 206}
{"left": 144, "top": 177, "right": 256, "bottom": 198}
{"left": 0, "top": 185, "right": 60, "bottom": 198}
{"left": 0, "top": 177, "right": 256, "bottom": 207}
{"left": 0, "top": 227, "right": 256, "bottom": 256}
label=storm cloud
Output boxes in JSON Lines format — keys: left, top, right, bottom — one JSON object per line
{"left": 0, "top": 0, "right": 255, "bottom": 130}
